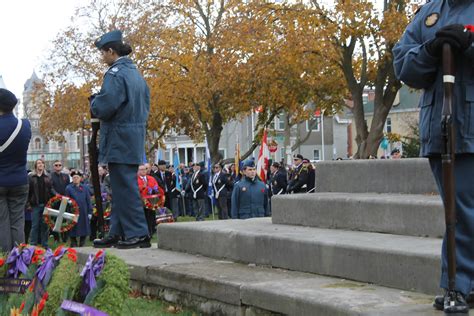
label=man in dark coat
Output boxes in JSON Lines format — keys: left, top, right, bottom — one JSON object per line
{"left": 211, "top": 163, "right": 229, "bottom": 219}
{"left": 154, "top": 160, "right": 173, "bottom": 210}
{"left": 91, "top": 30, "right": 150, "bottom": 249}
{"left": 269, "top": 162, "right": 287, "bottom": 196}
{"left": 186, "top": 161, "right": 207, "bottom": 221}
{"left": 287, "top": 154, "right": 309, "bottom": 194}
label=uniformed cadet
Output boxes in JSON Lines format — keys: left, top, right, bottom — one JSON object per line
{"left": 185, "top": 161, "right": 208, "bottom": 221}
{"left": 287, "top": 154, "right": 309, "bottom": 194}
{"left": 269, "top": 162, "right": 287, "bottom": 196}
{"left": 212, "top": 163, "right": 229, "bottom": 219}
{"left": 231, "top": 160, "right": 268, "bottom": 219}
{"left": 90, "top": 30, "right": 150, "bottom": 249}
{"left": 394, "top": 1, "right": 474, "bottom": 313}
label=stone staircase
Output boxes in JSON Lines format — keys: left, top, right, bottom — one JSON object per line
{"left": 77, "top": 158, "right": 459, "bottom": 315}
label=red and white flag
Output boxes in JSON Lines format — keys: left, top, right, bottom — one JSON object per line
{"left": 257, "top": 129, "right": 270, "bottom": 183}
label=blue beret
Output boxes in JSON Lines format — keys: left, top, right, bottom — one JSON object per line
{"left": 242, "top": 160, "right": 255, "bottom": 169}
{"left": 0, "top": 88, "right": 18, "bottom": 111}
{"left": 94, "top": 30, "right": 123, "bottom": 49}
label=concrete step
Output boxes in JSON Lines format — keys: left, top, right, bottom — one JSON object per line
{"left": 272, "top": 193, "right": 444, "bottom": 238}
{"left": 316, "top": 158, "right": 438, "bottom": 194}
{"left": 75, "top": 246, "right": 444, "bottom": 316}
{"left": 157, "top": 218, "right": 442, "bottom": 295}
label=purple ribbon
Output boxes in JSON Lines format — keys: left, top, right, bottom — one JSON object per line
{"left": 61, "top": 300, "right": 108, "bottom": 316}
{"left": 6, "top": 246, "right": 34, "bottom": 278}
{"left": 35, "top": 247, "right": 68, "bottom": 286}
{"left": 80, "top": 252, "right": 105, "bottom": 297}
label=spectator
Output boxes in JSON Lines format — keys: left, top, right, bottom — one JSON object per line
{"left": 66, "top": 171, "right": 93, "bottom": 247}
{"left": 391, "top": 148, "right": 402, "bottom": 159}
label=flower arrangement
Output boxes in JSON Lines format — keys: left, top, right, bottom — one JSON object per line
{"left": 1, "top": 245, "right": 130, "bottom": 316}
{"left": 156, "top": 207, "right": 175, "bottom": 225}
{"left": 43, "top": 195, "right": 80, "bottom": 233}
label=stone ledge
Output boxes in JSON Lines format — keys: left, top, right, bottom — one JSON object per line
{"left": 75, "top": 247, "right": 439, "bottom": 316}
{"left": 272, "top": 192, "right": 444, "bottom": 237}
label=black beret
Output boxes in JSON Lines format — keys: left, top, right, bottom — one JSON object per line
{"left": 293, "top": 154, "right": 304, "bottom": 160}
{"left": 0, "top": 89, "right": 18, "bottom": 112}
{"left": 158, "top": 160, "right": 167, "bottom": 166}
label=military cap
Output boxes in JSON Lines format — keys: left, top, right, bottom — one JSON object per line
{"left": 158, "top": 160, "right": 167, "bottom": 166}
{"left": 302, "top": 158, "right": 310, "bottom": 163}
{"left": 94, "top": 30, "right": 123, "bottom": 49}
{"left": 242, "top": 160, "right": 255, "bottom": 169}
{"left": 70, "top": 170, "right": 83, "bottom": 177}
{"left": 391, "top": 148, "right": 400, "bottom": 155}
{"left": 293, "top": 154, "right": 304, "bottom": 160}
{"left": 0, "top": 88, "right": 18, "bottom": 112}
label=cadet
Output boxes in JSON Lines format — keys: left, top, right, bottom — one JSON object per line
{"left": 394, "top": 1, "right": 474, "bottom": 313}
{"left": 231, "top": 160, "right": 268, "bottom": 219}
{"left": 287, "top": 154, "right": 309, "bottom": 194}
{"left": 91, "top": 30, "right": 150, "bottom": 249}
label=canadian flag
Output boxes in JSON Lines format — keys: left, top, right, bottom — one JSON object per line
{"left": 257, "top": 129, "right": 270, "bottom": 183}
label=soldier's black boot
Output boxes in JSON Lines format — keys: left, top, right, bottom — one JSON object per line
{"left": 434, "top": 292, "right": 474, "bottom": 311}
{"left": 439, "top": 290, "right": 469, "bottom": 314}
{"left": 70, "top": 237, "right": 78, "bottom": 248}
{"left": 93, "top": 235, "right": 120, "bottom": 248}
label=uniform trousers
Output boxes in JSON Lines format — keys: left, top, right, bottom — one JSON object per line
{"left": 108, "top": 163, "right": 149, "bottom": 238}
{"left": 430, "top": 154, "right": 474, "bottom": 295}
{"left": 0, "top": 185, "right": 28, "bottom": 252}
{"left": 216, "top": 195, "right": 228, "bottom": 219}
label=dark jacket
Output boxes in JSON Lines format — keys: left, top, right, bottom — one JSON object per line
{"left": 28, "top": 171, "right": 56, "bottom": 207}
{"left": 211, "top": 171, "right": 228, "bottom": 198}
{"left": 269, "top": 169, "right": 287, "bottom": 196}
{"left": 231, "top": 176, "right": 268, "bottom": 219}
{"left": 287, "top": 164, "right": 309, "bottom": 193}
{"left": 186, "top": 170, "right": 208, "bottom": 200}
{"left": 154, "top": 170, "right": 173, "bottom": 193}
{"left": 0, "top": 113, "right": 31, "bottom": 187}
{"left": 50, "top": 171, "right": 70, "bottom": 195}
{"left": 393, "top": 0, "right": 474, "bottom": 156}
{"left": 66, "top": 183, "right": 93, "bottom": 237}
{"left": 90, "top": 57, "right": 150, "bottom": 164}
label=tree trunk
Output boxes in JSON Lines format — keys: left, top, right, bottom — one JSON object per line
{"left": 351, "top": 91, "right": 369, "bottom": 159}
{"left": 206, "top": 111, "right": 224, "bottom": 164}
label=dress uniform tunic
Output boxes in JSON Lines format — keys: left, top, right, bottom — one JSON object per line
{"left": 393, "top": 0, "right": 474, "bottom": 296}
{"left": 231, "top": 177, "right": 268, "bottom": 219}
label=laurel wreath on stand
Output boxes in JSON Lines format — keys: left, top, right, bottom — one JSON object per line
{"left": 43, "top": 195, "right": 80, "bottom": 233}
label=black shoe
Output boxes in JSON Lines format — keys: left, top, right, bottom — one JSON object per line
{"left": 434, "top": 292, "right": 474, "bottom": 311}
{"left": 116, "top": 236, "right": 151, "bottom": 249}
{"left": 436, "top": 290, "right": 469, "bottom": 314}
{"left": 93, "top": 235, "right": 120, "bottom": 248}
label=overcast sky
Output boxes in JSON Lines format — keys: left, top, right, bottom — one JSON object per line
{"left": 0, "top": 1, "right": 87, "bottom": 102}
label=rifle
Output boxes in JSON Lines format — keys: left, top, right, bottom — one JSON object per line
{"left": 441, "top": 42, "right": 457, "bottom": 307}
{"left": 88, "top": 107, "right": 105, "bottom": 238}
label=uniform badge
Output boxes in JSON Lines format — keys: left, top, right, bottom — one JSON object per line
{"left": 218, "top": 179, "right": 221, "bottom": 184}
{"left": 196, "top": 179, "right": 199, "bottom": 184}
{"left": 425, "top": 13, "right": 439, "bottom": 28}
{"left": 295, "top": 176, "right": 299, "bottom": 180}
{"left": 273, "top": 181, "right": 277, "bottom": 185}
{"left": 111, "top": 67, "right": 119, "bottom": 73}
{"left": 242, "top": 187, "right": 247, "bottom": 192}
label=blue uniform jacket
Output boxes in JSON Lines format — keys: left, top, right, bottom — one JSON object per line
{"left": 231, "top": 176, "right": 268, "bottom": 219}
{"left": 393, "top": 0, "right": 474, "bottom": 156}
{"left": 66, "top": 183, "right": 93, "bottom": 237}
{"left": 91, "top": 57, "right": 150, "bottom": 164}
{"left": 0, "top": 114, "right": 31, "bottom": 187}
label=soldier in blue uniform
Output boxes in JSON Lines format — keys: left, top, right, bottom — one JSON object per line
{"left": 394, "top": 1, "right": 474, "bottom": 312}
{"left": 231, "top": 160, "right": 268, "bottom": 219}
{"left": 90, "top": 30, "right": 150, "bottom": 249}
{"left": 269, "top": 162, "right": 287, "bottom": 196}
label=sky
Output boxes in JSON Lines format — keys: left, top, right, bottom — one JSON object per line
{"left": 0, "top": 1, "right": 87, "bottom": 103}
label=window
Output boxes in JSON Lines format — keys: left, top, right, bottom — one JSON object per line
{"left": 272, "top": 116, "right": 285, "bottom": 131}
{"left": 49, "top": 141, "right": 58, "bottom": 151}
{"left": 386, "top": 117, "right": 392, "bottom": 133}
{"left": 218, "top": 149, "right": 227, "bottom": 159}
{"left": 306, "top": 118, "right": 320, "bottom": 132}
{"left": 313, "top": 149, "right": 320, "bottom": 161}
{"left": 363, "top": 94, "right": 369, "bottom": 105}
{"left": 34, "top": 138, "right": 42, "bottom": 150}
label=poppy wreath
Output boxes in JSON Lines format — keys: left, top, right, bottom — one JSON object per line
{"left": 43, "top": 195, "right": 80, "bottom": 233}
{"left": 155, "top": 207, "right": 175, "bottom": 225}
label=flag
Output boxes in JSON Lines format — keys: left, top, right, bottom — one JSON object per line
{"left": 205, "top": 138, "right": 213, "bottom": 201}
{"left": 143, "top": 152, "right": 147, "bottom": 164}
{"left": 173, "top": 147, "right": 181, "bottom": 191}
{"left": 235, "top": 140, "right": 240, "bottom": 176}
{"left": 256, "top": 129, "right": 269, "bottom": 183}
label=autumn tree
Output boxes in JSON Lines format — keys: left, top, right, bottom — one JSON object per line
{"left": 301, "top": 0, "right": 416, "bottom": 158}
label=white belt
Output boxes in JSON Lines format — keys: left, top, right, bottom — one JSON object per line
{"left": 192, "top": 185, "right": 203, "bottom": 199}
{"left": 214, "top": 184, "right": 226, "bottom": 199}
{"left": 0, "top": 118, "right": 22, "bottom": 153}
{"left": 276, "top": 188, "right": 283, "bottom": 195}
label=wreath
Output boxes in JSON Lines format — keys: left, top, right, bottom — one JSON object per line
{"left": 43, "top": 195, "right": 80, "bottom": 233}
{"left": 155, "top": 207, "right": 175, "bottom": 225}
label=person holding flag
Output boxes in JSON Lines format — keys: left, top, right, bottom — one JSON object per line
{"left": 256, "top": 129, "right": 270, "bottom": 183}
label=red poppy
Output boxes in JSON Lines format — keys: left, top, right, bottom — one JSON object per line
{"left": 95, "top": 249, "right": 104, "bottom": 260}
{"left": 67, "top": 253, "right": 77, "bottom": 262}
{"left": 31, "top": 255, "right": 39, "bottom": 264}
{"left": 53, "top": 245, "right": 64, "bottom": 257}
{"left": 0, "top": 258, "right": 4, "bottom": 267}
{"left": 261, "top": 189, "right": 265, "bottom": 193}
{"left": 19, "top": 302, "right": 25, "bottom": 313}
{"left": 34, "top": 248, "right": 45, "bottom": 256}
{"left": 42, "top": 292, "right": 49, "bottom": 300}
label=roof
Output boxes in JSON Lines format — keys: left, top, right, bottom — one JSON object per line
{"left": 363, "top": 85, "right": 421, "bottom": 114}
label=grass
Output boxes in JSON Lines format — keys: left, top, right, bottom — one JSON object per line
{"left": 122, "top": 294, "right": 197, "bottom": 316}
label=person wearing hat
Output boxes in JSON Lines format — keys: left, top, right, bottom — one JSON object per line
{"left": 390, "top": 148, "right": 401, "bottom": 160}
{"left": 269, "top": 162, "right": 287, "bottom": 196}
{"left": 185, "top": 161, "right": 208, "bottom": 221}
{"left": 302, "top": 159, "right": 316, "bottom": 193}
{"left": 90, "top": 30, "right": 150, "bottom": 249}
{"left": 65, "top": 171, "right": 93, "bottom": 247}
{"left": 211, "top": 163, "right": 229, "bottom": 219}
{"left": 287, "top": 154, "right": 309, "bottom": 194}
{"left": 0, "top": 88, "right": 32, "bottom": 252}
{"left": 231, "top": 160, "right": 268, "bottom": 219}
{"left": 153, "top": 160, "right": 173, "bottom": 211}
